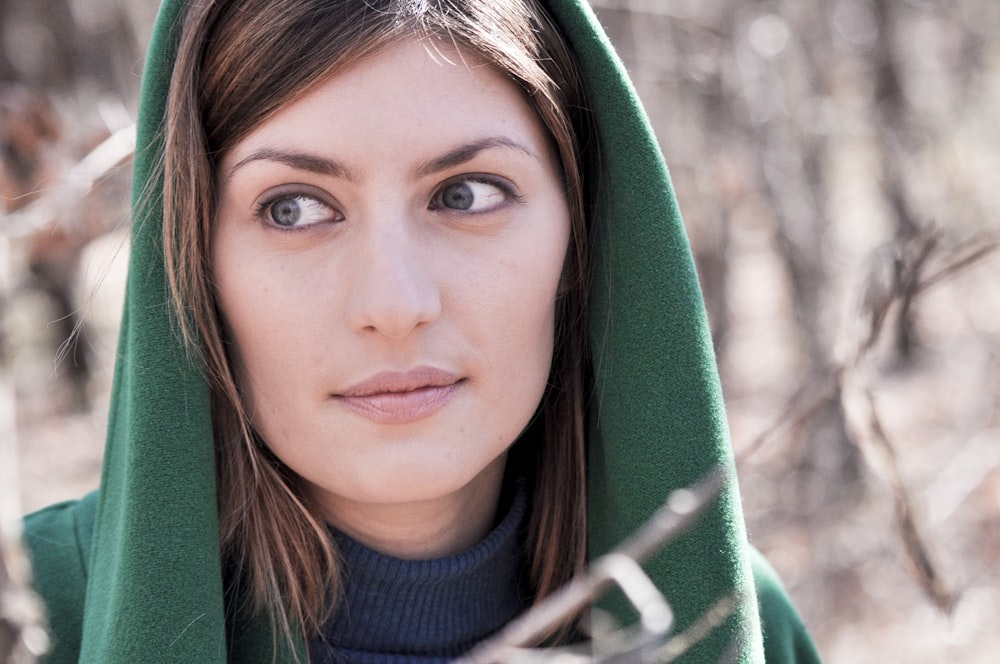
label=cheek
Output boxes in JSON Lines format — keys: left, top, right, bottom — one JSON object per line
{"left": 486, "top": 209, "right": 569, "bottom": 377}
{"left": 211, "top": 238, "right": 297, "bottom": 415}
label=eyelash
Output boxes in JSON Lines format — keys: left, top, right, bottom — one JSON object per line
{"left": 252, "top": 190, "right": 341, "bottom": 232}
{"left": 429, "top": 175, "right": 522, "bottom": 213}
{"left": 252, "top": 174, "right": 521, "bottom": 232}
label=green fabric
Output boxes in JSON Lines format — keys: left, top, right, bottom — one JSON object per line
{"left": 22, "top": 494, "right": 95, "bottom": 661}
{"left": 553, "top": 2, "right": 758, "bottom": 660}
{"left": 751, "top": 550, "right": 822, "bottom": 662}
{"left": 23, "top": 0, "right": 820, "bottom": 662}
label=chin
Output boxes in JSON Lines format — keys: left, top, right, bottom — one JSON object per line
{"left": 371, "top": 462, "right": 495, "bottom": 503}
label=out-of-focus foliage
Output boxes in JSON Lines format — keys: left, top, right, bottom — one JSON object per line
{"left": 593, "top": 1, "right": 1000, "bottom": 661}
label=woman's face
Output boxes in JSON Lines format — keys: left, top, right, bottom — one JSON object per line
{"left": 213, "top": 38, "right": 570, "bottom": 547}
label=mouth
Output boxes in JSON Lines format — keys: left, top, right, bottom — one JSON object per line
{"left": 334, "top": 367, "right": 462, "bottom": 424}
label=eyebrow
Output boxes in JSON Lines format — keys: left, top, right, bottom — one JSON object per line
{"left": 224, "top": 137, "right": 538, "bottom": 183}
{"left": 225, "top": 148, "right": 357, "bottom": 183}
{"left": 414, "top": 137, "right": 538, "bottom": 178}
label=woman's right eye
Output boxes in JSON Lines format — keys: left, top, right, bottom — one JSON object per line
{"left": 257, "top": 194, "right": 339, "bottom": 229}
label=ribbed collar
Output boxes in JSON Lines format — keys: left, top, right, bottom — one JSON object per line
{"left": 309, "top": 479, "right": 530, "bottom": 663}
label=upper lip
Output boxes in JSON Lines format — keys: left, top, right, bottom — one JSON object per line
{"left": 337, "top": 367, "right": 461, "bottom": 397}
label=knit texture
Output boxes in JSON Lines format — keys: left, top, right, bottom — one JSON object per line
{"left": 310, "top": 480, "right": 528, "bottom": 663}
{"left": 23, "top": 0, "right": 821, "bottom": 662}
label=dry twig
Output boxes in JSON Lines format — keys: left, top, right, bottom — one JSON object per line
{"left": 457, "top": 469, "right": 728, "bottom": 664}
{"left": 737, "top": 226, "right": 1000, "bottom": 615}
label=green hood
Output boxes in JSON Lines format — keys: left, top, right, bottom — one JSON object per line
{"left": 25, "top": 0, "right": 820, "bottom": 662}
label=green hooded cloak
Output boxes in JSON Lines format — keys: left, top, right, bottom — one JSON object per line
{"left": 23, "top": 0, "right": 821, "bottom": 662}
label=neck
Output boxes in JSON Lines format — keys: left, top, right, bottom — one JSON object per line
{"left": 310, "top": 476, "right": 531, "bottom": 661}
{"left": 308, "top": 457, "right": 507, "bottom": 559}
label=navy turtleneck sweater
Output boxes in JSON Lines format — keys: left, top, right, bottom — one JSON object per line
{"left": 309, "top": 480, "right": 530, "bottom": 663}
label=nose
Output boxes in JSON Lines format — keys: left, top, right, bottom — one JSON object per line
{"left": 345, "top": 219, "right": 442, "bottom": 339}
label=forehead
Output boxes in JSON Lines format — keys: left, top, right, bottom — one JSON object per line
{"left": 220, "top": 37, "right": 548, "bottom": 174}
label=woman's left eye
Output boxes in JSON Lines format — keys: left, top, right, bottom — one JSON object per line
{"left": 432, "top": 178, "right": 515, "bottom": 213}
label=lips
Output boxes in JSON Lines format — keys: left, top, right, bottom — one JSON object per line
{"left": 334, "top": 367, "right": 461, "bottom": 424}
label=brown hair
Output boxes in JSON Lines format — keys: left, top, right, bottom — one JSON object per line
{"left": 162, "top": 0, "right": 594, "bottom": 650}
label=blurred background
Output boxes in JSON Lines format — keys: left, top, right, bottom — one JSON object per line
{"left": 3, "top": 0, "right": 999, "bottom": 661}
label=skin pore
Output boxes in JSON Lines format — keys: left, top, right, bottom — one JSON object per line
{"left": 212, "top": 38, "right": 571, "bottom": 559}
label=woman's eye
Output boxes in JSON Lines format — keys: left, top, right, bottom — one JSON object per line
{"left": 259, "top": 194, "right": 337, "bottom": 229}
{"left": 434, "top": 178, "right": 512, "bottom": 213}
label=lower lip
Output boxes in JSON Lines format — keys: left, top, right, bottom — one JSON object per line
{"left": 335, "top": 382, "right": 460, "bottom": 424}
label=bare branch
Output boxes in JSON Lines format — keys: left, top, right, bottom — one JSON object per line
{"left": 657, "top": 595, "right": 738, "bottom": 663}
{"left": 739, "top": 226, "right": 1000, "bottom": 464}
{"left": 915, "top": 232, "right": 1000, "bottom": 294}
{"left": 843, "top": 383, "right": 958, "bottom": 614}
{"left": 4, "top": 124, "right": 136, "bottom": 239}
{"left": 457, "top": 469, "right": 727, "bottom": 664}
{"left": 736, "top": 368, "right": 842, "bottom": 464}
{"left": 737, "top": 226, "right": 996, "bottom": 617}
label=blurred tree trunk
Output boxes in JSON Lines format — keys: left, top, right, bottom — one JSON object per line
{"left": 0, "top": 0, "right": 142, "bottom": 97}
{"left": 730, "top": 0, "right": 862, "bottom": 504}
{"left": 0, "top": 0, "right": 76, "bottom": 87}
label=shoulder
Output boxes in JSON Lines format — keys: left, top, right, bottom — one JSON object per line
{"left": 750, "top": 546, "right": 822, "bottom": 663}
{"left": 23, "top": 491, "right": 99, "bottom": 664}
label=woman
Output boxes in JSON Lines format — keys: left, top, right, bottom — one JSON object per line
{"left": 24, "top": 0, "right": 820, "bottom": 662}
